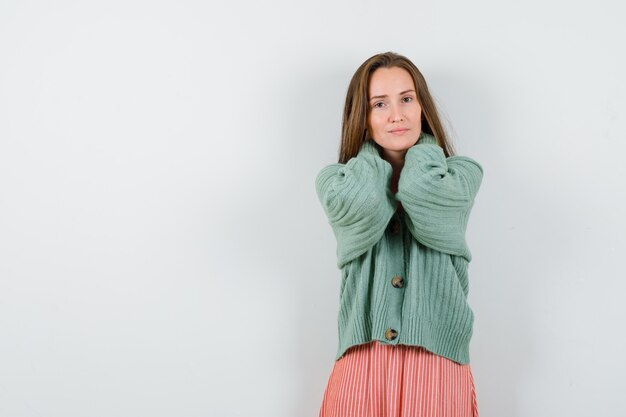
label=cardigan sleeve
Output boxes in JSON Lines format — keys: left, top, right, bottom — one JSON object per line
{"left": 316, "top": 140, "right": 396, "bottom": 269}
{"left": 395, "top": 134, "right": 483, "bottom": 262}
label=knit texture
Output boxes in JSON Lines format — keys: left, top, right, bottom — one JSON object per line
{"left": 316, "top": 132, "right": 483, "bottom": 365}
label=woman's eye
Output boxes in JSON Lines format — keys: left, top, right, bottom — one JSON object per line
{"left": 373, "top": 102, "right": 385, "bottom": 108}
{"left": 403, "top": 96, "right": 413, "bottom": 103}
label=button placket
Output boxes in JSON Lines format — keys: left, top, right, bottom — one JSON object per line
{"left": 381, "top": 211, "right": 405, "bottom": 345}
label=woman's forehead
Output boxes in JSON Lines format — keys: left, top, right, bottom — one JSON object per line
{"left": 369, "top": 67, "right": 416, "bottom": 97}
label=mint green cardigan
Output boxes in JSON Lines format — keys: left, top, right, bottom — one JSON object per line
{"left": 315, "top": 132, "right": 483, "bottom": 365}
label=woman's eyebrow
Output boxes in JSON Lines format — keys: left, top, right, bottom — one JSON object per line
{"left": 369, "top": 89, "right": 416, "bottom": 101}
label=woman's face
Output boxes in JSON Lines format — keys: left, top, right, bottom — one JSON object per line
{"left": 367, "top": 66, "right": 422, "bottom": 158}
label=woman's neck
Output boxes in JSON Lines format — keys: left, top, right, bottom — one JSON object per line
{"left": 381, "top": 149, "right": 407, "bottom": 194}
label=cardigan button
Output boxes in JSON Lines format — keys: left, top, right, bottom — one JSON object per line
{"left": 384, "top": 328, "right": 398, "bottom": 341}
{"left": 391, "top": 275, "right": 404, "bottom": 288}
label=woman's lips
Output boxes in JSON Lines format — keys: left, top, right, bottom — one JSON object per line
{"left": 389, "top": 129, "right": 409, "bottom": 136}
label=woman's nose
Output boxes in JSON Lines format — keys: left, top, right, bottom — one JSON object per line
{"left": 389, "top": 105, "right": 404, "bottom": 122}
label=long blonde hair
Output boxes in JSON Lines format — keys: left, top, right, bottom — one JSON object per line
{"left": 339, "top": 51, "right": 455, "bottom": 163}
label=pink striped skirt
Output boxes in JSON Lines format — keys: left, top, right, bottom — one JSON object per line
{"left": 318, "top": 341, "right": 479, "bottom": 417}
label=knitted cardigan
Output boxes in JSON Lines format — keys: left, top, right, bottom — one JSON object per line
{"left": 315, "top": 132, "right": 483, "bottom": 365}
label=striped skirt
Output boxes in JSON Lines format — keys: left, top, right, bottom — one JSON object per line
{"left": 318, "top": 341, "right": 479, "bottom": 417}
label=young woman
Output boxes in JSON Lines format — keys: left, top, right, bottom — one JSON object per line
{"left": 316, "top": 52, "right": 483, "bottom": 417}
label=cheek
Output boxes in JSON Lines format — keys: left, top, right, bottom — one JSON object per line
{"left": 369, "top": 113, "right": 385, "bottom": 131}
{"left": 411, "top": 109, "right": 422, "bottom": 127}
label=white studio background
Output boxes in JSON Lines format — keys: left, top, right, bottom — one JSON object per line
{"left": 0, "top": 1, "right": 624, "bottom": 416}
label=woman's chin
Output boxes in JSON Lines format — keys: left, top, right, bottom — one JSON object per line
{"left": 379, "top": 139, "right": 418, "bottom": 152}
